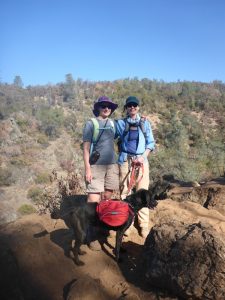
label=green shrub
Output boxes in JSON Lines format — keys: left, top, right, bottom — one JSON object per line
{"left": 37, "top": 134, "right": 49, "bottom": 145}
{"left": 18, "top": 204, "right": 36, "bottom": 215}
{"left": 10, "top": 157, "right": 29, "bottom": 167}
{"left": 36, "top": 106, "right": 64, "bottom": 138}
{"left": 17, "top": 119, "right": 29, "bottom": 131}
{"left": 34, "top": 172, "right": 50, "bottom": 184}
{"left": 0, "top": 168, "right": 15, "bottom": 186}
{"left": 63, "top": 113, "right": 77, "bottom": 132}
{"left": 27, "top": 186, "right": 44, "bottom": 204}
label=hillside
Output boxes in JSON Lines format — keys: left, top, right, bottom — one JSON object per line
{"left": 0, "top": 78, "right": 225, "bottom": 223}
{"left": 1, "top": 77, "right": 225, "bottom": 299}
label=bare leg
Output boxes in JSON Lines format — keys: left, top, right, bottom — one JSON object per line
{"left": 87, "top": 193, "right": 101, "bottom": 203}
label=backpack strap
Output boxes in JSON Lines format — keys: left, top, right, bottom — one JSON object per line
{"left": 139, "top": 117, "right": 147, "bottom": 138}
{"left": 90, "top": 118, "right": 99, "bottom": 143}
{"left": 123, "top": 117, "right": 147, "bottom": 138}
{"left": 108, "top": 119, "right": 115, "bottom": 135}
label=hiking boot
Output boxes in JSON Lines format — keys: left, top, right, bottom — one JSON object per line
{"left": 88, "top": 240, "right": 101, "bottom": 251}
{"left": 140, "top": 228, "right": 149, "bottom": 238}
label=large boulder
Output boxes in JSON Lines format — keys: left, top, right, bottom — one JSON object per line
{"left": 66, "top": 275, "right": 111, "bottom": 300}
{"left": 205, "top": 186, "right": 225, "bottom": 215}
{"left": 149, "top": 199, "right": 225, "bottom": 234}
{"left": 144, "top": 221, "right": 225, "bottom": 299}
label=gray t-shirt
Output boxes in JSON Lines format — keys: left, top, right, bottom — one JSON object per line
{"left": 83, "top": 118, "right": 116, "bottom": 165}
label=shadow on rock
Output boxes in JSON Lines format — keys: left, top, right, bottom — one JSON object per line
{"left": 117, "top": 239, "right": 179, "bottom": 299}
{"left": 117, "top": 241, "right": 151, "bottom": 287}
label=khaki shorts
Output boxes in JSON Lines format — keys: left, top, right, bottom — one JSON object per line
{"left": 86, "top": 164, "right": 119, "bottom": 193}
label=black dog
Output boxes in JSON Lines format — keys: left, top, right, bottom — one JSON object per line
{"left": 51, "top": 189, "right": 157, "bottom": 266}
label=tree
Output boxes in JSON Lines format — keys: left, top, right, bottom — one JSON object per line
{"left": 13, "top": 75, "right": 23, "bottom": 88}
{"left": 65, "top": 73, "right": 74, "bottom": 86}
{"left": 63, "top": 73, "right": 75, "bottom": 102}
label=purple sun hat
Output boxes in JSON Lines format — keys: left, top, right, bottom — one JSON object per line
{"left": 93, "top": 96, "right": 118, "bottom": 116}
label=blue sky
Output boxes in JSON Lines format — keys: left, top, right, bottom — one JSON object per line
{"left": 1, "top": 0, "right": 225, "bottom": 86}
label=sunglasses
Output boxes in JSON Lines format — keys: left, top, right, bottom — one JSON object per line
{"left": 126, "top": 103, "right": 138, "bottom": 108}
{"left": 99, "top": 104, "right": 111, "bottom": 109}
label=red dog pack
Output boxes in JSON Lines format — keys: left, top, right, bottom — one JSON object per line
{"left": 96, "top": 199, "right": 134, "bottom": 227}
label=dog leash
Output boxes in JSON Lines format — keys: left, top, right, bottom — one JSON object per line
{"left": 127, "top": 161, "right": 144, "bottom": 196}
{"left": 119, "top": 167, "right": 132, "bottom": 196}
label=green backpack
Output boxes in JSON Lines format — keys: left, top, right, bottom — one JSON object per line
{"left": 90, "top": 118, "right": 115, "bottom": 154}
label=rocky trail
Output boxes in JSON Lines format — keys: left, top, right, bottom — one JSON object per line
{"left": 1, "top": 177, "right": 225, "bottom": 300}
{"left": 0, "top": 213, "right": 174, "bottom": 300}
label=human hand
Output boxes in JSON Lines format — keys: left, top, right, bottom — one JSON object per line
{"left": 132, "top": 156, "right": 144, "bottom": 165}
{"left": 136, "top": 156, "right": 145, "bottom": 164}
{"left": 85, "top": 167, "right": 92, "bottom": 183}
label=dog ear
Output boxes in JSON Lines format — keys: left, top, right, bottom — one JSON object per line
{"left": 135, "top": 189, "right": 158, "bottom": 209}
{"left": 134, "top": 189, "right": 150, "bottom": 207}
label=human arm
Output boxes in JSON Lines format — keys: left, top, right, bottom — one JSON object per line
{"left": 145, "top": 120, "right": 155, "bottom": 151}
{"left": 135, "top": 120, "right": 155, "bottom": 164}
{"left": 82, "top": 121, "right": 94, "bottom": 183}
{"left": 83, "top": 141, "right": 92, "bottom": 183}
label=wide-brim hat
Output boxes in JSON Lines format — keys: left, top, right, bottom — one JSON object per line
{"left": 93, "top": 96, "right": 118, "bottom": 116}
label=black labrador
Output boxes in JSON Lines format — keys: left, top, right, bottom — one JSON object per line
{"left": 51, "top": 189, "right": 157, "bottom": 266}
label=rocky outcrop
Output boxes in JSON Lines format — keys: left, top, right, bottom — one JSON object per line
{"left": 149, "top": 200, "right": 225, "bottom": 234}
{"left": 0, "top": 203, "right": 17, "bottom": 225}
{"left": 144, "top": 221, "right": 225, "bottom": 299}
{"left": 150, "top": 176, "right": 225, "bottom": 216}
{"left": 0, "top": 117, "right": 23, "bottom": 145}
{"left": 143, "top": 198, "right": 225, "bottom": 299}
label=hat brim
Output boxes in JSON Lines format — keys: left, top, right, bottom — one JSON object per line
{"left": 125, "top": 100, "right": 139, "bottom": 106}
{"left": 93, "top": 102, "right": 118, "bottom": 117}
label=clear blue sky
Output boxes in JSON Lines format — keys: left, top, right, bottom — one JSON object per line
{"left": 1, "top": 0, "right": 225, "bottom": 86}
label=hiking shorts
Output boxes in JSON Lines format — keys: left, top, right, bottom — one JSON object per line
{"left": 86, "top": 164, "right": 119, "bottom": 193}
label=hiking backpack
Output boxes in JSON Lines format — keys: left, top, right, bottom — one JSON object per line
{"left": 90, "top": 118, "right": 115, "bottom": 154}
{"left": 123, "top": 117, "right": 147, "bottom": 138}
{"left": 116, "top": 117, "right": 147, "bottom": 153}
{"left": 96, "top": 199, "right": 134, "bottom": 227}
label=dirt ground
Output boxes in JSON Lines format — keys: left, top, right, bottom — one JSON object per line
{"left": 0, "top": 213, "right": 176, "bottom": 300}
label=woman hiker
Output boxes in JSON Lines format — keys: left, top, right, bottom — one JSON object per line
{"left": 83, "top": 96, "right": 119, "bottom": 250}
{"left": 116, "top": 96, "right": 155, "bottom": 238}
